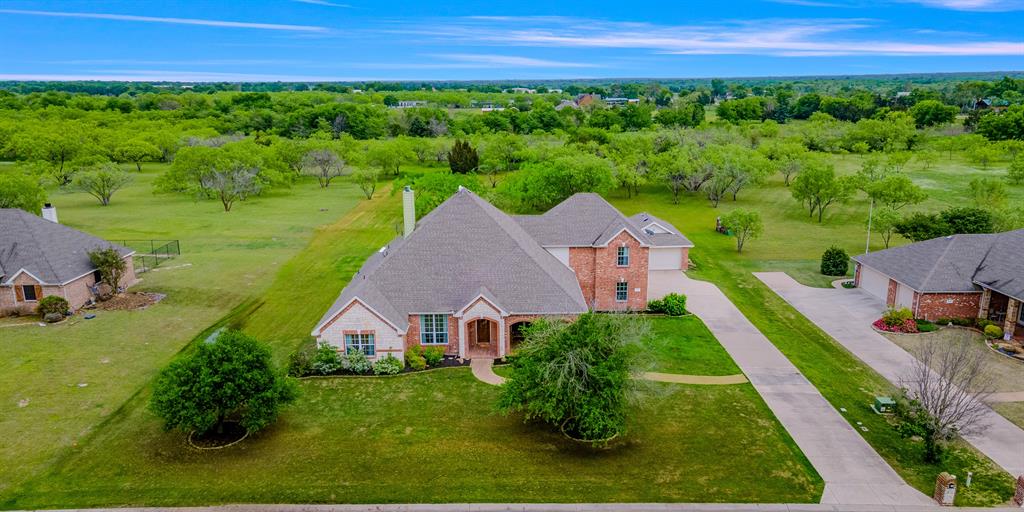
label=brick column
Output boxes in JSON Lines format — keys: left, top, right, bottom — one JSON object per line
{"left": 1005, "top": 299, "right": 1020, "bottom": 340}
{"left": 1013, "top": 474, "right": 1024, "bottom": 507}
{"left": 978, "top": 288, "right": 992, "bottom": 320}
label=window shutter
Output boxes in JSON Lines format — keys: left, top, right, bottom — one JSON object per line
{"left": 34, "top": 285, "right": 42, "bottom": 301}
{"left": 15, "top": 286, "right": 24, "bottom": 302}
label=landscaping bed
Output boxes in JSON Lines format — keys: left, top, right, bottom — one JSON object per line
{"left": 92, "top": 292, "right": 166, "bottom": 311}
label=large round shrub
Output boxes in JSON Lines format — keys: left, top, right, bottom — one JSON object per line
{"left": 150, "top": 330, "right": 297, "bottom": 436}
{"left": 820, "top": 246, "right": 849, "bottom": 276}
{"left": 37, "top": 295, "right": 69, "bottom": 319}
{"left": 498, "top": 312, "right": 650, "bottom": 442}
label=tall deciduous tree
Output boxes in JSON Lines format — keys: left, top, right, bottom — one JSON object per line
{"left": 0, "top": 172, "right": 46, "bottom": 214}
{"left": 791, "top": 161, "right": 853, "bottom": 222}
{"left": 87, "top": 247, "right": 127, "bottom": 291}
{"left": 720, "top": 208, "right": 763, "bottom": 253}
{"left": 113, "top": 139, "right": 162, "bottom": 171}
{"left": 150, "top": 330, "right": 297, "bottom": 436}
{"left": 301, "top": 147, "right": 348, "bottom": 188}
{"left": 73, "top": 163, "right": 133, "bottom": 206}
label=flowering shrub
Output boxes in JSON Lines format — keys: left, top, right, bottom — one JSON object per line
{"left": 373, "top": 354, "right": 403, "bottom": 375}
{"left": 873, "top": 317, "right": 919, "bottom": 333}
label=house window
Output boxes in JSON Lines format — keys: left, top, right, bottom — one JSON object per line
{"left": 22, "top": 285, "right": 38, "bottom": 301}
{"left": 345, "top": 333, "right": 375, "bottom": 356}
{"left": 617, "top": 246, "right": 630, "bottom": 266}
{"left": 420, "top": 314, "right": 449, "bottom": 345}
{"left": 616, "top": 282, "right": 628, "bottom": 302}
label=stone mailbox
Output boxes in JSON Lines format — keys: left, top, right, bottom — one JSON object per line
{"left": 934, "top": 472, "right": 956, "bottom": 506}
{"left": 1013, "top": 475, "right": 1024, "bottom": 508}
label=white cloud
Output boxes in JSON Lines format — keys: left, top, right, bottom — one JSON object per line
{"left": 390, "top": 16, "right": 1023, "bottom": 57}
{"left": 899, "top": 0, "right": 1024, "bottom": 10}
{"left": 426, "top": 54, "right": 596, "bottom": 68}
{"left": 291, "top": 0, "right": 352, "bottom": 7}
{"left": 0, "top": 9, "right": 327, "bottom": 32}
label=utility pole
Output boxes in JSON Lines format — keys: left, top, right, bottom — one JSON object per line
{"left": 865, "top": 196, "right": 874, "bottom": 254}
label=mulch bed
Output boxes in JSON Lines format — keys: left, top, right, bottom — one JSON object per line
{"left": 188, "top": 422, "right": 248, "bottom": 449}
{"left": 92, "top": 292, "right": 166, "bottom": 311}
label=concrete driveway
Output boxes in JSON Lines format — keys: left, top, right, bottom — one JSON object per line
{"left": 756, "top": 272, "right": 1024, "bottom": 479}
{"left": 649, "top": 271, "right": 933, "bottom": 506}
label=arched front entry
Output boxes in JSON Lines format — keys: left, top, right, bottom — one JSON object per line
{"left": 509, "top": 321, "right": 532, "bottom": 352}
{"left": 466, "top": 317, "right": 499, "bottom": 358}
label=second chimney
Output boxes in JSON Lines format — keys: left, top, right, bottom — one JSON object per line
{"left": 41, "top": 203, "right": 58, "bottom": 223}
{"left": 402, "top": 186, "right": 415, "bottom": 238}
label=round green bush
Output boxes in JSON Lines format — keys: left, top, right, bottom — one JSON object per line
{"left": 37, "top": 295, "right": 69, "bottom": 318}
{"left": 984, "top": 324, "right": 1004, "bottom": 339}
{"left": 820, "top": 246, "right": 849, "bottom": 276}
{"left": 373, "top": 354, "right": 403, "bottom": 375}
{"left": 423, "top": 346, "right": 445, "bottom": 366}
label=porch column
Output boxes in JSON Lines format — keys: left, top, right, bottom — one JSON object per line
{"left": 978, "top": 288, "right": 992, "bottom": 319}
{"left": 1004, "top": 299, "right": 1020, "bottom": 340}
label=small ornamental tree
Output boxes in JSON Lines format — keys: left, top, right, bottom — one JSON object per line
{"left": 72, "top": 163, "right": 132, "bottom": 206}
{"left": 448, "top": 139, "right": 479, "bottom": 174}
{"left": 87, "top": 247, "right": 127, "bottom": 291}
{"left": 150, "top": 330, "right": 298, "bottom": 436}
{"left": 301, "top": 148, "right": 348, "bottom": 188}
{"left": 820, "top": 246, "right": 849, "bottom": 276}
{"left": 720, "top": 208, "right": 764, "bottom": 253}
{"left": 498, "top": 313, "right": 650, "bottom": 443}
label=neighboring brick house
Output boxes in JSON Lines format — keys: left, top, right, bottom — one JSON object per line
{"left": 312, "top": 188, "right": 693, "bottom": 361}
{"left": 0, "top": 208, "right": 137, "bottom": 315}
{"left": 852, "top": 229, "right": 1024, "bottom": 339}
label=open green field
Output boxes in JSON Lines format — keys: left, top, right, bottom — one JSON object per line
{"left": 605, "top": 151, "right": 1019, "bottom": 506}
{"left": 0, "top": 164, "right": 364, "bottom": 497}
{"left": 4, "top": 193, "right": 821, "bottom": 508}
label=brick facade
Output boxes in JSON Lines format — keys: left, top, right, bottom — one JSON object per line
{"left": 569, "top": 231, "right": 649, "bottom": 311}
{"left": 0, "top": 255, "right": 137, "bottom": 316}
{"left": 915, "top": 292, "right": 982, "bottom": 321}
{"left": 405, "top": 314, "right": 461, "bottom": 356}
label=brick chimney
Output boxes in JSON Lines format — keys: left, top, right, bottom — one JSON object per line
{"left": 41, "top": 203, "right": 58, "bottom": 223}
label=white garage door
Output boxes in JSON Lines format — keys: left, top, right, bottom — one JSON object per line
{"left": 649, "top": 248, "right": 683, "bottom": 270}
{"left": 896, "top": 283, "right": 915, "bottom": 309}
{"left": 858, "top": 265, "right": 890, "bottom": 303}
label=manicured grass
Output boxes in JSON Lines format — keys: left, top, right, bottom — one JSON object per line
{"left": 646, "top": 316, "right": 741, "bottom": 375}
{"left": 0, "top": 164, "right": 363, "bottom": 498}
{"left": 992, "top": 402, "right": 1024, "bottom": 430}
{"left": 884, "top": 329, "right": 1024, "bottom": 394}
{"left": 9, "top": 371, "right": 820, "bottom": 508}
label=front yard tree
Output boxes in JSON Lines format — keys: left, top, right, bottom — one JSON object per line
{"left": 498, "top": 313, "right": 650, "bottom": 443}
{"left": 150, "top": 330, "right": 297, "bottom": 437}
{"left": 73, "top": 163, "right": 132, "bottom": 206}
{"left": 302, "top": 147, "right": 348, "bottom": 188}
{"left": 201, "top": 165, "right": 262, "bottom": 212}
{"left": 113, "top": 139, "right": 162, "bottom": 171}
{"left": 352, "top": 167, "right": 380, "bottom": 199}
{"left": 448, "top": 139, "right": 480, "bottom": 174}
{"left": 87, "top": 247, "right": 127, "bottom": 291}
{"left": 0, "top": 172, "right": 47, "bottom": 213}
{"left": 899, "top": 335, "right": 994, "bottom": 462}
{"left": 720, "top": 208, "right": 763, "bottom": 253}
{"left": 791, "top": 161, "right": 853, "bottom": 222}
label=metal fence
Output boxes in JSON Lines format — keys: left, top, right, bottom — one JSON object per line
{"left": 113, "top": 239, "right": 181, "bottom": 274}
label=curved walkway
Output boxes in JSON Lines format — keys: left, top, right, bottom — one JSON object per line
{"left": 649, "top": 270, "right": 932, "bottom": 507}
{"left": 756, "top": 271, "right": 1024, "bottom": 478}
{"left": 470, "top": 358, "right": 505, "bottom": 385}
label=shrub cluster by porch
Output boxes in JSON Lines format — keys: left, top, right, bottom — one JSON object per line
{"left": 874, "top": 307, "right": 918, "bottom": 333}
{"left": 288, "top": 344, "right": 445, "bottom": 377}
{"left": 646, "top": 293, "right": 687, "bottom": 316}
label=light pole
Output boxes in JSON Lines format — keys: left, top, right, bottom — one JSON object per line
{"left": 865, "top": 196, "right": 874, "bottom": 255}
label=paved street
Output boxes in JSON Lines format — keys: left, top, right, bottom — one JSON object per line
{"left": 649, "top": 271, "right": 933, "bottom": 507}
{"left": 755, "top": 272, "right": 1024, "bottom": 479}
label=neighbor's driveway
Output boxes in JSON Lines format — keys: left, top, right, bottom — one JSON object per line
{"left": 649, "top": 271, "right": 933, "bottom": 507}
{"left": 755, "top": 272, "right": 1024, "bottom": 479}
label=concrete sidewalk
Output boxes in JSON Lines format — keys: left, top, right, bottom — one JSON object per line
{"left": 755, "top": 272, "right": 1024, "bottom": 479}
{"left": 649, "top": 271, "right": 932, "bottom": 507}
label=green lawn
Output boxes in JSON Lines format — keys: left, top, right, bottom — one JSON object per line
{"left": 605, "top": 153, "right": 1019, "bottom": 506}
{"left": 0, "top": 164, "right": 363, "bottom": 498}
{"left": 4, "top": 186, "right": 822, "bottom": 508}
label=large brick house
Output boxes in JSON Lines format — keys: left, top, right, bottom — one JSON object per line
{"left": 852, "top": 229, "right": 1024, "bottom": 339}
{"left": 0, "top": 207, "right": 137, "bottom": 314}
{"left": 312, "top": 187, "right": 693, "bottom": 361}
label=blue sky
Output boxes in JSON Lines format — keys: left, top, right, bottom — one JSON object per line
{"left": 0, "top": 0, "right": 1021, "bottom": 81}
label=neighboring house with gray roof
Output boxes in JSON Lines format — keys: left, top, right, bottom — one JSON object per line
{"left": 852, "top": 229, "right": 1024, "bottom": 339}
{"left": 0, "top": 207, "right": 137, "bottom": 315}
{"left": 312, "top": 188, "right": 693, "bottom": 361}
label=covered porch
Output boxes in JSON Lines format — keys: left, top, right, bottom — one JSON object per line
{"left": 979, "top": 287, "right": 1023, "bottom": 341}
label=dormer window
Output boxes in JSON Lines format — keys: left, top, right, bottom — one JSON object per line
{"left": 617, "top": 246, "right": 630, "bottom": 267}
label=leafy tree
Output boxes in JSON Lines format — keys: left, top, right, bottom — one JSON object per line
{"left": 448, "top": 139, "right": 480, "bottom": 174}
{"left": 940, "top": 207, "right": 994, "bottom": 234}
{"left": 301, "top": 147, "right": 348, "bottom": 188}
{"left": 113, "top": 139, "right": 161, "bottom": 171}
{"left": 871, "top": 207, "right": 902, "bottom": 248}
{"left": 367, "top": 139, "right": 413, "bottom": 176}
{"left": 867, "top": 175, "right": 927, "bottom": 211}
{"left": 481, "top": 132, "right": 525, "bottom": 173}
{"left": 759, "top": 140, "right": 807, "bottom": 186}
{"left": 716, "top": 97, "right": 766, "bottom": 123}
{"left": 87, "top": 247, "right": 127, "bottom": 290}
{"left": 404, "top": 172, "right": 482, "bottom": 218}
{"left": 202, "top": 164, "right": 262, "bottom": 212}
{"left": 0, "top": 172, "right": 46, "bottom": 213}
{"left": 968, "top": 177, "right": 1009, "bottom": 209}
{"left": 917, "top": 149, "right": 939, "bottom": 170}
{"left": 820, "top": 246, "right": 849, "bottom": 276}
{"left": 352, "top": 167, "right": 380, "bottom": 199}
{"left": 498, "top": 313, "right": 649, "bottom": 442}
{"left": 1007, "top": 155, "right": 1024, "bottom": 185}
{"left": 966, "top": 144, "right": 999, "bottom": 169}
{"left": 791, "top": 161, "right": 853, "bottom": 222}
{"left": 72, "top": 163, "right": 132, "bottom": 206}
{"left": 655, "top": 102, "right": 704, "bottom": 127}
{"left": 976, "top": 105, "right": 1024, "bottom": 141}
{"left": 909, "top": 100, "right": 958, "bottom": 128}
{"left": 791, "top": 93, "right": 821, "bottom": 119}
{"left": 720, "top": 208, "right": 763, "bottom": 252}
{"left": 499, "top": 154, "right": 615, "bottom": 212}
{"left": 150, "top": 330, "right": 297, "bottom": 436}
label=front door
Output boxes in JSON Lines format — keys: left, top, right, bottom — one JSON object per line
{"left": 466, "top": 318, "right": 498, "bottom": 358}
